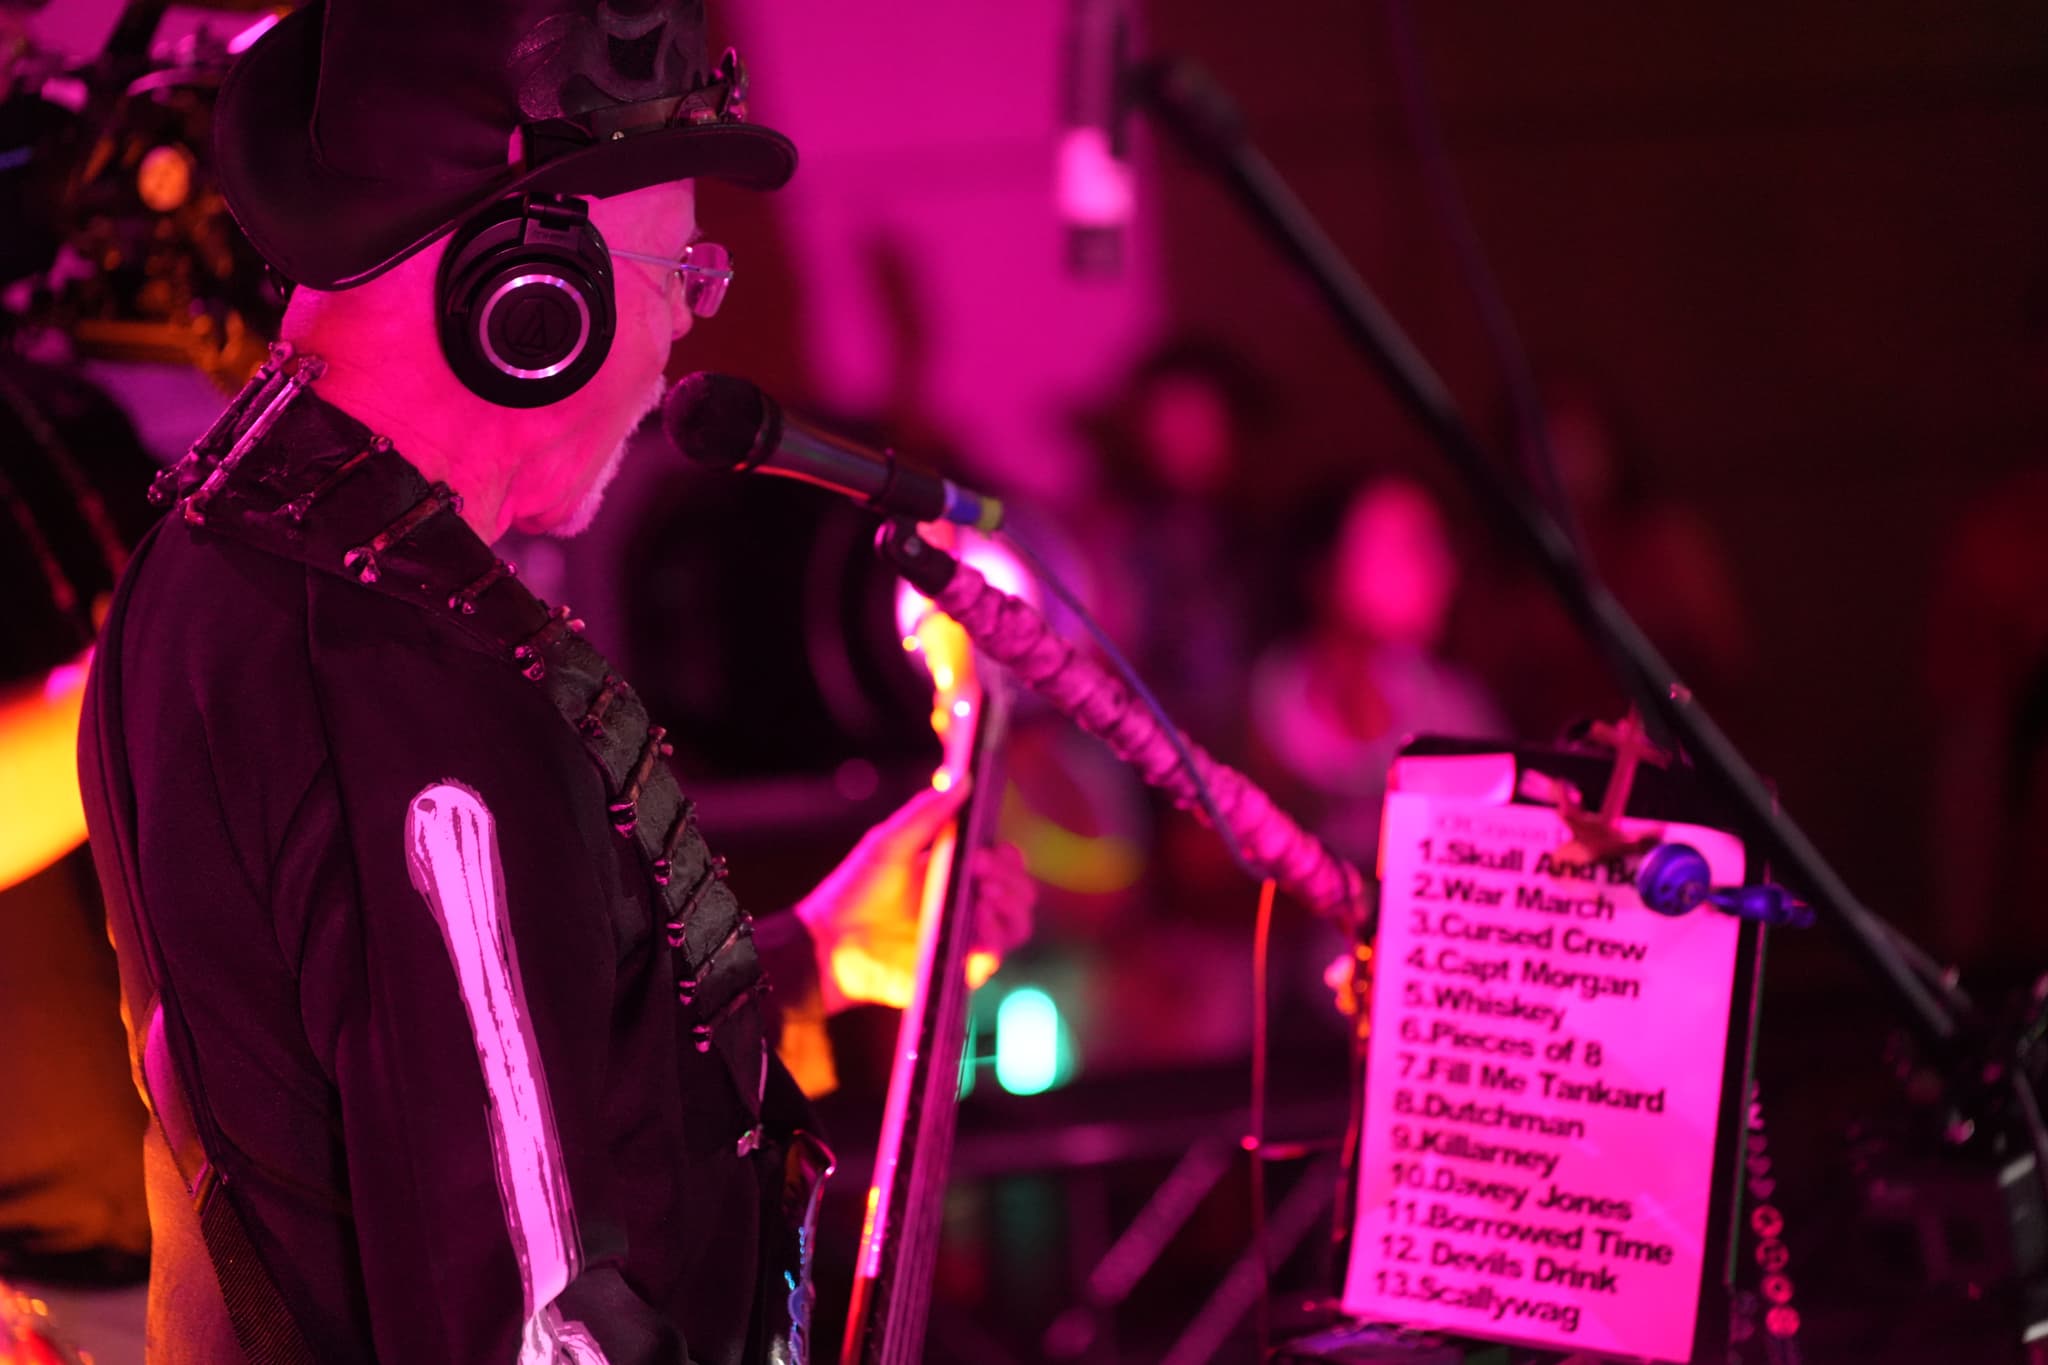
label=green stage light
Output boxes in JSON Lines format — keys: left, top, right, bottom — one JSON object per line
{"left": 995, "top": 987, "right": 1065, "bottom": 1096}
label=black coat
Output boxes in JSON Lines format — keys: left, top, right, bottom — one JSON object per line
{"left": 80, "top": 374, "right": 822, "bottom": 1365}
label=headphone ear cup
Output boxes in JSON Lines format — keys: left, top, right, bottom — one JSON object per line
{"left": 436, "top": 198, "right": 617, "bottom": 409}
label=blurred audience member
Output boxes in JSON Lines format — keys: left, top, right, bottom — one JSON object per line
{"left": 1252, "top": 475, "right": 1505, "bottom": 864}
{"left": 1926, "top": 470, "right": 2048, "bottom": 969}
{"left": 1033, "top": 337, "right": 1284, "bottom": 1068}
{"left": 1462, "top": 383, "right": 1752, "bottom": 740}
{"left": 1076, "top": 334, "right": 1277, "bottom": 760}
{"left": 1923, "top": 289, "right": 2048, "bottom": 970}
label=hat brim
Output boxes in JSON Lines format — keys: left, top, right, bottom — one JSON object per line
{"left": 215, "top": 2, "right": 798, "bottom": 290}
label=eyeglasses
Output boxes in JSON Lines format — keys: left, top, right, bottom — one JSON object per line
{"left": 611, "top": 241, "right": 735, "bottom": 318}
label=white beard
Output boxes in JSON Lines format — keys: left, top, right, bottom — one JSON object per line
{"left": 549, "top": 375, "right": 665, "bottom": 539}
{"left": 552, "top": 438, "right": 628, "bottom": 539}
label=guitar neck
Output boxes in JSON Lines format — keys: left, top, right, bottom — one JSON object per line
{"left": 841, "top": 681, "right": 1007, "bottom": 1365}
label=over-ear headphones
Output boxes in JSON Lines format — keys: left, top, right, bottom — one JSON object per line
{"left": 436, "top": 194, "right": 616, "bottom": 409}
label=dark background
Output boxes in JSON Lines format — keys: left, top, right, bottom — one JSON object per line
{"left": 744, "top": 7, "right": 2048, "bottom": 1361}
{"left": 1141, "top": 0, "right": 2048, "bottom": 962}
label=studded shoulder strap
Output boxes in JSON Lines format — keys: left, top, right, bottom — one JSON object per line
{"left": 155, "top": 350, "right": 770, "bottom": 1074}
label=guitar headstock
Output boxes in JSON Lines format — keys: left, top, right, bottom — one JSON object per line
{"left": 894, "top": 524, "right": 1033, "bottom": 991}
{"left": 895, "top": 522, "right": 1033, "bottom": 793}
{"left": 899, "top": 583, "right": 980, "bottom": 794}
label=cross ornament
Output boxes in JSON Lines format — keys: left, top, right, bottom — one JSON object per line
{"left": 1553, "top": 709, "right": 1669, "bottom": 862}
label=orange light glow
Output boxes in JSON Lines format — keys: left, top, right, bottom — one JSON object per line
{"left": 823, "top": 523, "right": 1016, "bottom": 1016}
{"left": 825, "top": 821, "right": 965, "bottom": 1011}
{"left": 856, "top": 1184, "right": 885, "bottom": 1277}
{"left": 829, "top": 940, "right": 917, "bottom": 1013}
{"left": 1005, "top": 810, "right": 1145, "bottom": 895}
{"left": 905, "top": 591, "right": 977, "bottom": 780}
{"left": 0, "top": 658, "right": 91, "bottom": 894}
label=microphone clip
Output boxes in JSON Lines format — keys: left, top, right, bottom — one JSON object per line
{"left": 1636, "top": 842, "right": 1814, "bottom": 928}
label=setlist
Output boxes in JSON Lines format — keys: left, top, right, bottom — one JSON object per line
{"left": 1342, "top": 790, "right": 1745, "bottom": 1362}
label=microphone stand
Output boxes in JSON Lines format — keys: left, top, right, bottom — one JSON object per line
{"left": 1129, "top": 52, "right": 2048, "bottom": 1351}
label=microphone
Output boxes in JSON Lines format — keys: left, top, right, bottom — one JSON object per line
{"left": 1058, "top": 0, "right": 1133, "bottom": 278}
{"left": 662, "top": 372, "right": 1005, "bottom": 531}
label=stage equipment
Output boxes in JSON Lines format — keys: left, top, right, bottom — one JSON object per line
{"left": 2, "top": 5, "right": 286, "bottom": 385}
{"left": 864, "top": 517, "right": 1360, "bottom": 1359}
{"left": 1128, "top": 50, "right": 2039, "bottom": 1356}
{"left": 1346, "top": 739, "right": 1771, "bottom": 1361}
{"left": 666, "top": 376, "right": 1304, "bottom": 894}
{"left": 1636, "top": 842, "right": 1814, "bottom": 928}
{"left": 1268, "top": 1326, "right": 1494, "bottom": 1364}
{"left": 842, "top": 523, "right": 1010, "bottom": 1365}
{"left": 0, "top": 1281, "right": 90, "bottom": 1364}
{"left": 1058, "top": 0, "right": 1133, "bottom": 278}
{"left": 1040, "top": 1139, "right": 1240, "bottom": 1358}
{"left": 1379, "top": 0, "right": 1582, "bottom": 562}
{"left": 881, "top": 521, "right": 1365, "bottom": 919}
{"left": 665, "top": 372, "right": 1006, "bottom": 531}
{"left": 1129, "top": 51, "right": 1954, "bottom": 1053}
{"left": 668, "top": 387, "right": 1373, "bottom": 1356}
{"left": 1729, "top": 1083, "right": 1805, "bottom": 1359}
{"left": 435, "top": 194, "right": 617, "bottom": 409}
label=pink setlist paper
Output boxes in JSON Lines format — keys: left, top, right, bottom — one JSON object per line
{"left": 1342, "top": 790, "right": 1744, "bottom": 1362}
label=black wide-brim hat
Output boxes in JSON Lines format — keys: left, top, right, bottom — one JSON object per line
{"left": 217, "top": 0, "right": 797, "bottom": 290}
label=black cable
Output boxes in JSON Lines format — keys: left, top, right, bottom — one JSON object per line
{"left": 1247, "top": 877, "right": 1279, "bottom": 1357}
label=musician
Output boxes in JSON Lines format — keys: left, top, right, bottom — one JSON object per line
{"left": 76, "top": 2, "right": 1029, "bottom": 1362}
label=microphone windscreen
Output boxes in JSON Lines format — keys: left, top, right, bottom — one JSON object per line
{"left": 662, "top": 371, "right": 776, "bottom": 471}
